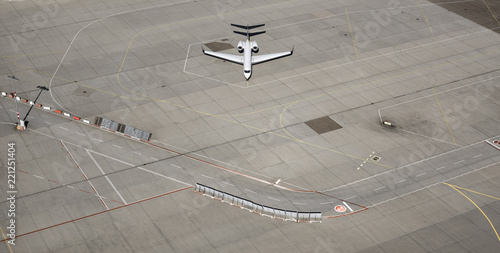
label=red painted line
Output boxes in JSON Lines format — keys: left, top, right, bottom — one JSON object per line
{"left": 79, "top": 189, "right": 90, "bottom": 194}
{"left": 47, "top": 179, "right": 59, "bottom": 184}
{"left": 18, "top": 170, "right": 28, "bottom": 174}
{"left": 0, "top": 186, "right": 192, "bottom": 242}
{"left": 110, "top": 199, "right": 125, "bottom": 205}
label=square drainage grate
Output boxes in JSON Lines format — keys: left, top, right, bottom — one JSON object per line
{"left": 204, "top": 42, "right": 234, "bottom": 52}
{"left": 305, "top": 116, "right": 342, "bottom": 134}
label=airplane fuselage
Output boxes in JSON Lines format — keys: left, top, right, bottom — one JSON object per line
{"left": 242, "top": 39, "right": 252, "bottom": 80}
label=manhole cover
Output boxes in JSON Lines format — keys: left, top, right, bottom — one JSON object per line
{"left": 371, "top": 156, "right": 381, "bottom": 162}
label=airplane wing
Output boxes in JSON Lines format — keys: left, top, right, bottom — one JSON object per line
{"left": 202, "top": 48, "right": 244, "bottom": 65}
{"left": 252, "top": 48, "right": 293, "bottom": 64}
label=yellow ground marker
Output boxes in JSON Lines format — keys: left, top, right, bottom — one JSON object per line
{"left": 418, "top": 0, "right": 436, "bottom": 41}
{"left": 0, "top": 226, "right": 13, "bottom": 253}
{"left": 482, "top": 0, "right": 500, "bottom": 26}
{"left": 433, "top": 88, "right": 456, "bottom": 144}
{"left": 444, "top": 183, "right": 500, "bottom": 243}
{"left": 357, "top": 151, "right": 375, "bottom": 170}
{"left": 345, "top": 7, "right": 359, "bottom": 61}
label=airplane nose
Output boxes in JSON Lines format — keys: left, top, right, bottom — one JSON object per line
{"left": 244, "top": 71, "right": 251, "bottom": 80}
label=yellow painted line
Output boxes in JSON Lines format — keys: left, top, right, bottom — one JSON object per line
{"left": 482, "top": 0, "right": 500, "bottom": 26}
{"left": 8, "top": 1, "right": 500, "bottom": 172}
{"left": 345, "top": 7, "right": 359, "bottom": 61}
{"left": 0, "top": 225, "right": 13, "bottom": 253}
{"left": 444, "top": 183, "right": 500, "bottom": 243}
{"left": 278, "top": 101, "right": 394, "bottom": 169}
{"left": 445, "top": 183, "right": 500, "bottom": 201}
{"left": 418, "top": 0, "right": 436, "bottom": 41}
{"left": 433, "top": 88, "right": 456, "bottom": 144}
{"left": 357, "top": 151, "right": 375, "bottom": 170}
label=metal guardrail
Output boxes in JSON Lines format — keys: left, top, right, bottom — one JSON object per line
{"left": 194, "top": 183, "right": 322, "bottom": 223}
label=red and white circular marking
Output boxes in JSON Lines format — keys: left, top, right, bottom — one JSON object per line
{"left": 334, "top": 205, "right": 347, "bottom": 213}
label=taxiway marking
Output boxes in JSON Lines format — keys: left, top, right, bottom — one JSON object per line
{"left": 201, "top": 174, "right": 213, "bottom": 179}
{"left": 87, "top": 149, "right": 128, "bottom": 205}
{"left": 33, "top": 175, "right": 44, "bottom": 179}
{"left": 345, "top": 7, "right": 359, "bottom": 61}
{"left": 416, "top": 173, "right": 426, "bottom": 177}
{"left": 60, "top": 140, "right": 108, "bottom": 210}
{"left": 445, "top": 182, "right": 500, "bottom": 243}
{"left": 245, "top": 189, "right": 256, "bottom": 194}
{"left": 0, "top": 186, "right": 192, "bottom": 243}
{"left": 267, "top": 196, "right": 281, "bottom": 201}
{"left": 223, "top": 182, "right": 235, "bottom": 187}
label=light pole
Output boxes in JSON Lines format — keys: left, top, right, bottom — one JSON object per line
{"left": 6, "top": 76, "right": 21, "bottom": 127}
{"left": 22, "top": 86, "right": 49, "bottom": 128}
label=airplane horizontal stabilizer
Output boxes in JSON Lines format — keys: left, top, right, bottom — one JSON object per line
{"left": 233, "top": 30, "right": 266, "bottom": 37}
{"left": 231, "top": 24, "right": 265, "bottom": 30}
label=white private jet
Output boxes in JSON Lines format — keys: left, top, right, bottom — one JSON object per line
{"left": 202, "top": 24, "right": 293, "bottom": 80}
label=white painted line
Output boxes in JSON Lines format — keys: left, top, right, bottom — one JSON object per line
{"left": 171, "top": 164, "right": 181, "bottom": 169}
{"left": 137, "top": 166, "right": 192, "bottom": 187}
{"left": 150, "top": 157, "right": 159, "bottom": 161}
{"left": 455, "top": 160, "right": 465, "bottom": 164}
{"left": 33, "top": 175, "right": 44, "bottom": 179}
{"left": 267, "top": 196, "right": 281, "bottom": 201}
{"left": 395, "top": 179, "right": 406, "bottom": 184}
{"left": 293, "top": 202, "right": 307, "bottom": 205}
{"left": 61, "top": 141, "right": 109, "bottom": 210}
{"left": 416, "top": 173, "right": 426, "bottom": 177}
{"left": 345, "top": 196, "right": 356, "bottom": 200}
{"left": 343, "top": 201, "right": 353, "bottom": 212}
{"left": 436, "top": 166, "right": 446, "bottom": 170}
{"left": 58, "top": 126, "right": 68, "bottom": 130}
{"left": 473, "top": 154, "right": 483, "bottom": 158}
{"left": 87, "top": 149, "right": 128, "bottom": 205}
{"left": 66, "top": 185, "right": 74, "bottom": 189}
{"left": 75, "top": 132, "right": 85, "bottom": 136}
{"left": 132, "top": 151, "right": 142, "bottom": 156}
{"left": 44, "top": 121, "right": 51, "bottom": 125}
{"left": 223, "top": 182, "right": 235, "bottom": 187}
{"left": 375, "top": 186, "right": 386, "bottom": 191}
{"left": 245, "top": 189, "right": 256, "bottom": 194}
{"left": 92, "top": 138, "right": 103, "bottom": 142}
{"left": 369, "top": 160, "right": 500, "bottom": 208}
{"left": 201, "top": 174, "right": 213, "bottom": 179}
{"left": 112, "top": 144, "right": 123, "bottom": 149}
{"left": 320, "top": 202, "right": 333, "bottom": 205}
{"left": 84, "top": 148, "right": 191, "bottom": 187}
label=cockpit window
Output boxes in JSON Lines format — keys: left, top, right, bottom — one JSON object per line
{"left": 244, "top": 70, "right": 250, "bottom": 73}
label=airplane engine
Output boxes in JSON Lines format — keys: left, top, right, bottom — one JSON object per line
{"left": 251, "top": 41, "right": 259, "bottom": 53}
{"left": 237, "top": 41, "right": 244, "bottom": 53}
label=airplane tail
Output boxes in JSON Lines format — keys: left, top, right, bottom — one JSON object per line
{"left": 231, "top": 23, "right": 265, "bottom": 30}
{"left": 231, "top": 24, "right": 266, "bottom": 39}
